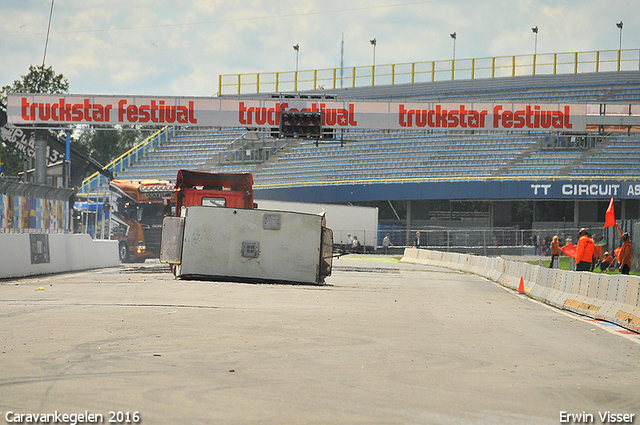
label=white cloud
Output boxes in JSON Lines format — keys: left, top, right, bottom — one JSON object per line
{"left": 1, "top": 0, "right": 638, "bottom": 95}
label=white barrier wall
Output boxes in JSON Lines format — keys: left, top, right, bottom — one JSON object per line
{"left": 401, "top": 248, "right": 640, "bottom": 333}
{"left": 0, "top": 233, "right": 119, "bottom": 279}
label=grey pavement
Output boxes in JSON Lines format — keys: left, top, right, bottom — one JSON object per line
{"left": 1, "top": 256, "right": 639, "bottom": 424}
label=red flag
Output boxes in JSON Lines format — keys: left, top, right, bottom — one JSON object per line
{"left": 561, "top": 243, "right": 577, "bottom": 258}
{"left": 604, "top": 197, "right": 616, "bottom": 228}
{"left": 614, "top": 247, "right": 622, "bottom": 257}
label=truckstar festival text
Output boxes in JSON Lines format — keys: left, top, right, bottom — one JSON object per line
{"left": 8, "top": 94, "right": 585, "bottom": 132}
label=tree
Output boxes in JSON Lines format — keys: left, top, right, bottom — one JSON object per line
{"left": 0, "top": 65, "right": 70, "bottom": 177}
{"left": 0, "top": 65, "right": 69, "bottom": 108}
{"left": 76, "top": 125, "right": 153, "bottom": 167}
{"left": 0, "top": 143, "right": 23, "bottom": 177}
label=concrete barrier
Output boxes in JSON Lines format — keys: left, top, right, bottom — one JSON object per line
{"left": 488, "top": 257, "right": 505, "bottom": 282}
{"left": 529, "top": 267, "right": 551, "bottom": 300}
{"left": 429, "top": 250, "right": 442, "bottom": 267}
{"left": 500, "top": 260, "right": 522, "bottom": 291}
{"left": 402, "top": 248, "right": 640, "bottom": 333}
{"left": 480, "top": 257, "right": 495, "bottom": 279}
{"left": 400, "top": 248, "right": 419, "bottom": 263}
{"left": 0, "top": 233, "right": 119, "bottom": 279}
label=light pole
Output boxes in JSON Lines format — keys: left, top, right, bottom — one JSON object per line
{"left": 370, "top": 38, "right": 377, "bottom": 86}
{"left": 616, "top": 21, "right": 623, "bottom": 50}
{"left": 370, "top": 38, "right": 377, "bottom": 67}
{"left": 293, "top": 44, "right": 299, "bottom": 72}
{"left": 450, "top": 32, "right": 456, "bottom": 61}
{"left": 450, "top": 32, "right": 456, "bottom": 80}
{"left": 340, "top": 33, "right": 344, "bottom": 88}
{"left": 532, "top": 26, "right": 538, "bottom": 75}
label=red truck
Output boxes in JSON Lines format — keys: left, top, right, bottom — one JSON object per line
{"left": 109, "top": 179, "right": 176, "bottom": 262}
{"left": 174, "top": 169, "right": 255, "bottom": 212}
{"left": 110, "top": 170, "right": 254, "bottom": 262}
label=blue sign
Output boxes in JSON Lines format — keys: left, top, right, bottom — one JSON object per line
{"left": 255, "top": 179, "right": 640, "bottom": 203}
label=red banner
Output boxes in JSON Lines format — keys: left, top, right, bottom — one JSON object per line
{"left": 7, "top": 93, "right": 588, "bottom": 131}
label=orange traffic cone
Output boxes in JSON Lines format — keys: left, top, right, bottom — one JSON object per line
{"left": 517, "top": 277, "right": 525, "bottom": 294}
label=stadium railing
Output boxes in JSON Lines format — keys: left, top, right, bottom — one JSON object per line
{"left": 219, "top": 48, "right": 640, "bottom": 95}
{"left": 78, "top": 126, "right": 175, "bottom": 195}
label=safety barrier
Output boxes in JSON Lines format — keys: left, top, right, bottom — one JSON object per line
{"left": 401, "top": 248, "right": 640, "bottom": 333}
{"left": 219, "top": 48, "right": 640, "bottom": 95}
{"left": 0, "top": 233, "right": 119, "bottom": 279}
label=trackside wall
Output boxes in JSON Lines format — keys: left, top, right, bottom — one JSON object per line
{"left": 0, "top": 233, "right": 119, "bottom": 279}
{"left": 401, "top": 248, "right": 640, "bottom": 333}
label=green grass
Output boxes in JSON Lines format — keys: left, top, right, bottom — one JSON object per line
{"left": 527, "top": 257, "right": 638, "bottom": 275}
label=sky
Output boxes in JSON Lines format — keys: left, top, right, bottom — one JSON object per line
{"left": 1, "top": 0, "right": 638, "bottom": 97}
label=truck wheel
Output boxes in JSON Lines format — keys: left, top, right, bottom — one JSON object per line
{"left": 119, "top": 241, "right": 130, "bottom": 263}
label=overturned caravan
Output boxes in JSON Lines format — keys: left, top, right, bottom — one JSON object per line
{"left": 160, "top": 206, "right": 333, "bottom": 285}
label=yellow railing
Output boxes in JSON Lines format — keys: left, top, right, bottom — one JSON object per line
{"left": 219, "top": 48, "right": 640, "bottom": 96}
{"left": 253, "top": 174, "right": 640, "bottom": 191}
{"left": 79, "top": 126, "right": 175, "bottom": 194}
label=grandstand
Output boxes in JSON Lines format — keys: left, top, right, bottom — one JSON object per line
{"left": 250, "top": 133, "right": 541, "bottom": 184}
{"left": 569, "top": 139, "right": 640, "bottom": 177}
{"left": 109, "top": 68, "right": 640, "bottom": 248}
{"left": 115, "top": 70, "right": 640, "bottom": 184}
{"left": 116, "top": 127, "right": 249, "bottom": 181}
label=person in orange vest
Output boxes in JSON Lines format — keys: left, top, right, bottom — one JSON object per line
{"left": 575, "top": 228, "right": 595, "bottom": 272}
{"left": 549, "top": 235, "right": 562, "bottom": 268}
{"left": 597, "top": 251, "right": 615, "bottom": 272}
{"left": 617, "top": 232, "right": 633, "bottom": 275}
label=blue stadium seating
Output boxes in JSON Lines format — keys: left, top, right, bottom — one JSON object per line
{"left": 251, "top": 134, "right": 538, "bottom": 185}
{"left": 568, "top": 140, "right": 640, "bottom": 177}
{"left": 116, "top": 127, "right": 250, "bottom": 181}
{"left": 113, "top": 71, "right": 640, "bottom": 184}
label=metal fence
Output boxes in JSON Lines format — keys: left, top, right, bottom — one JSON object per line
{"left": 219, "top": 48, "right": 640, "bottom": 95}
{"left": 74, "top": 186, "right": 111, "bottom": 240}
{"left": 375, "top": 222, "right": 637, "bottom": 258}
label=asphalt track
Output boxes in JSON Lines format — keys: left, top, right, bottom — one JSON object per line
{"left": 1, "top": 255, "right": 639, "bottom": 425}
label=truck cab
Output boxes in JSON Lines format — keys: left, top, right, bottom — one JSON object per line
{"left": 174, "top": 169, "right": 255, "bottom": 211}
{"left": 109, "top": 180, "right": 175, "bottom": 262}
